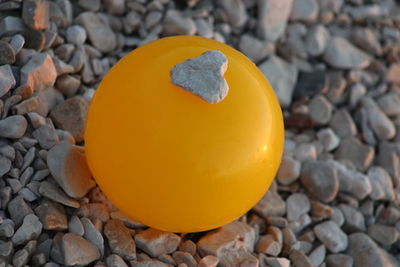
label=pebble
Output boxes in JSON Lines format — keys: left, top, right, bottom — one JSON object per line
{"left": 0, "top": 219, "right": 14, "bottom": 238}
{"left": 104, "top": 219, "right": 136, "bottom": 261}
{"left": 293, "top": 70, "right": 327, "bottom": 100}
{"left": 76, "top": 12, "right": 117, "bottom": 53}
{"left": 257, "top": 0, "right": 294, "bottom": 42}
{"left": 0, "top": 64, "right": 16, "bottom": 98}
{"left": 0, "top": 16, "right": 25, "bottom": 37}
{"left": 290, "top": 0, "right": 319, "bottom": 22}
{"left": 218, "top": 248, "right": 259, "bottom": 267}
{"left": 7, "top": 195, "right": 34, "bottom": 226}
{"left": 328, "top": 160, "right": 371, "bottom": 199}
{"left": 323, "top": 37, "right": 371, "bottom": 69}
{"left": 309, "top": 245, "right": 326, "bottom": 267}
{"left": 289, "top": 250, "right": 313, "bottom": 267}
{"left": 0, "top": 156, "right": 11, "bottom": 177}
{"left": 163, "top": 10, "right": 196, "bottom": 35}
{"left": 38, "top": 180, "right": 80, "bottom": 208}
{"left": 253, "top": 188, "right": 286, "bottom": 218}
{"left": 335, "top": 137, "right": 374, "bottom": 171}
{"left": 361, "top": 97, "right": 396, "bottom": 140}
{"left": 171, "top": 50, "right": 228, "bottom": 104}
{"left": 259, "top": 55, "right": 298, "bottom": 108}
{"left": 347, "top": 233, "right": 399, "bottom": 267}
{"left": 81, "top": 217, "right": 105, "bottom": 256}
{"left": 55, "top": 74, "right": 80, "bottom": 97}
{"left": 22, "top": 0, "right": 50, "bottom": 30}
{"left": 47, "top": 142, "right": 95, "bottom": 198}
{"left": 20, "top": 53, "right": 57, "bottom": 96}
{"left": 197, "top": 221, "right": 256, "bottom": 256}
{"left": 387, "top": 63, "right": 400, "bottom": 84}
{"left": 135, "top": 228, "right": 181, "bottom": 257}
{"left": 172, "top": 251, "right": 197, "bottom": 267}
{"left": 330, "top": 109, "right": 357, "bottom": 138}
{"left": 339, "top": 204, "right": 366, "bottom": 233}
{"left": 12, "top": 214, "right": 42, "bottom": 246}
{"left": 0, "top": 115, "right": 27, "bottom": 139}
{"left": 367, "top": 166, "right": 395, "bottom": 201}
{"left": 255, "top": 234, "right": 281, "bottom": 256}
{"left": 317, "top": 128, "right": 340, "bottom": 151}
{"left": 314, "top": 220, "right": 348, "bottom": 253}
{"left": 352, "top": 28, "right": 382, "bottom": 55}
{"left": 50, "top": 96, "right": 88, "bottom": 142}
{"left": 35, "top": 201, "right": 68, "bottom": 230}
{"left": 106, "top": 254, "right": 129, "bottom": 267}
{"left": 69, "top": 216, "right": 85, "bottom": 236}
{"left": 62, "top": 233, "right": 101, "bottom": 266}
{"left": 0, "top": 40, "right": 15, "bottom": 65}
{"left": 9, "top": 34, "right": 25, "bottom": 55}
{"left": 306, "top": 25, "right": 330, "bottom": 56}
{"left": 198, "top": 255, "right": 219, "bottom": 267}
{"left": 367, "top": 223, "right": 399, "bottom": 246}
{"left": 65, "top": 25, "right": 87, "bottom": 45}
{"left": 294, "top": 143, "right": 317, "bottom": 162}
{"left": 325, "top": 254, "right": 354, "bottom": 267}
{"left": 377, "top": 142, "right": 400, "bottom": 188}
{"left": 238, "top": 34, "right": 274, "bottom": 63}
{"left": 277, "top": 156, "right": 301, "bottom": 185}
{"left": 300, "top": 161, "right": 339, "bottom": 202}
{"left": 377, "top": 92, "right": 400, "bottom": 116}
{"left": 218, "top": 0, "right": 247, "bottom": 27}
{"left": 32, "top": 124, "right": 60, "bottom": 149}
{"left": 286, "top": 193, "right": 310, "bottom": 221}
{"left": 308, "top": 95, "right": 333, "bottom": 125}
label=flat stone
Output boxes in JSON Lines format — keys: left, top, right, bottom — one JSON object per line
{"left": 309, "top": 95, "right": 333, "bottom": 125}
{"left": 0, "top": 115, "right": 28, "bottom": 139}
{"left": 328, "top": 160, "right": 371, "bottom": 199}
{"left": 163, "top": 10, "right": 196, "bottom": 35}
{"left": 218, "top": 0, "right": 247, "bottom": 27}
{"left": 277, "top": 156, "right": 301, "bottom": 185}
{"left": 0, "top": 40, "right": 15, "bottom": 65}
{"left": 306, "top": 25, "right": 330, "bottom": 56}
{"left": 314, "top": 220, "right": 348, "bottom": 253}
{"left": 32, "top": 124, "right": 60, "bottom": 149}
{"left": 76, "top": 12, "right": 116, "bottom": 53}
{"left": 135, "top": 228, "right": 181, "bottom": 257}
{"left": 339, "top": 204, "right": 366, "bottom": 233}
{"left": 335, "top": 137, "right": 374, "bottom": 171}
{"left": 368, "top": 166, "right": 395, "bottom": 201}
{"left": 35, "top": 201, "right": 68, "bottom": 230}
{"left": 326, "top": 254, "right": 353, "bottom": 267}
{"left": 39, "top": 180, "right": 80, "bottom": 208}
{"left": 259, "top": 55, "right": 298, "bottom": 108}
{"left": 218, "top": 248, "right": 259, "bottom": 267}
{"left": 47, "top": 142, "right": 94, "bottom": 198}
{"left": 0, "top": 65, "right": 15, "bottom": 98}
{"left": 22, "top": 0, "right": 50, "bottom": 30}
{"left": 62, "top": 233, "right": 100, "bottom": 266}
{"left": 65, "top": 25, "right": 87, "bottom": 45}
{"left": 300, "top": 160, "right": 339, "bottom": 202}
{"left": 81, "top": 217, "right": 104, "bottom": 256}
{"left": 253, "top": 189, "right": 286, "bottom": 218}
{"left": 347, "top": 233, "right": 399, "bottom": 267}
{"left": 323, "top": 37, "right": 371, "bottom": 69}
{"left": 257, "top": 0, "right": 294, "bottom": 42}
{"left": 104, "top": 219, "right": 136, "bottom": 261}
{"left": 20, "top": 53, "right": 57, "bottom": 96}
{"left": 197, "top": 221, "right": 256, "bottom": 257}
{"left": 286, "top": 193, "right": 310, "bottom": 221}
{"left": 368, "top": 223, "right": 399, "bottom": 246}
{"left": 361, "top": 97, "right": 396, "bottom": 140}
{"left": 7, "top": 195, "right": 34, "bottom": 226}
{"left": 12, "top": 214, "right": 42, "bottom": 246}
{"left": 171, "top": 50, "right": 228, "bottom": 104}
{"left": 238, "top": 34, "right": 274, "bottom": 63}
{"left": 106, "top": 254, "right": 128, "bottom": 267}
{"left": 290, "top": 0, "right": 319, "bottom": 21}
{"left": 50, "top": 96, "right": 88, "bottom": 142}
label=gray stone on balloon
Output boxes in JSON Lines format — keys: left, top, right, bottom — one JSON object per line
{"left": 170, "top": 50, "right": 229, "bottom": 104}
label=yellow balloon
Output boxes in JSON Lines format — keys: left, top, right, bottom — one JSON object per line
{"left": 85, "top": 36, "right": 284, "bottom": 233}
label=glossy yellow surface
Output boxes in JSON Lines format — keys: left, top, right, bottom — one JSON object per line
{"left": 85, "top": 36, "right": 284, "bottom": 233}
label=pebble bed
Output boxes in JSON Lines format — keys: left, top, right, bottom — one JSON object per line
{"left": 0, "top": 0, "right": 400, "bottom": 266}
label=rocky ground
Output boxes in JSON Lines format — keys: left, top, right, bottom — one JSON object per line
{"left": 0, "top": 0, "right": 400, "bottom": 266}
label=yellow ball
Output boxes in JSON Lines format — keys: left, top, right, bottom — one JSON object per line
{"left": 85, "top": 36, "right": 284, "bottom": 233}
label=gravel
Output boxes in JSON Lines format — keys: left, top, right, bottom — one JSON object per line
{"left": 0, "top": 0, "right": 399, "bottom": 266}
